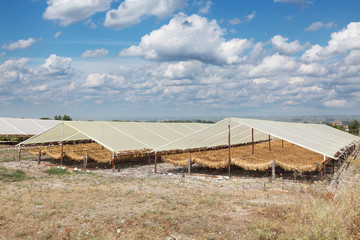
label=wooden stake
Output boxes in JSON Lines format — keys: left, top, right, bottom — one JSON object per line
{"left": 154, "top": 151, "right": 157, "bottom": 174}
{"left": 17, "top": 146, "right": 21, "bottom": 162}
{"left": 188, "top": 157, "right": 191, "bottom": 175}
{"left": 323, "top": 155, "right": 326, "bottom": 181}
{"left": 272, "top": 160, "right": 275, "bottom": 180}
{"left": 60, "top": 143, "right": 63, "bottom": 167}
{"left": 111, "top": 153, "right": 115, "bottom": 171}
{"left": 38, "top": 150, "right": 41, "bottom": 165}
{"left": 83, "top": 154, "right": 87, "bottom": 171}
{"left": 251, "top": 128, "right": 254, "bottom": 155}
{"left": 268, "top": 135, "right": 271, "bottom": 151}
{"left": 228, "top": 118, "right": 231, "bottom": 178}
{"left": 60, "top": 122, "right": 64, "bottom": 167}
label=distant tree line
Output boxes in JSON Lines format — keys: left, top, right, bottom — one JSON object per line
{"left": 162, "top": 119, "right": 215, "bottom": 123}
{"left": 327, "top": 119, "right": 359, "bottom": 135}
{"left": 349, "top": 120, "right": 360, "bottom": 135}
{"left": 54, "top": 115, "right": 72, "bottom": 121}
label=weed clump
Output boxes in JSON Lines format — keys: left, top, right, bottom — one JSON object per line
{"left": 44, "top": 168, "right": 70, "bottom": 176}
{"left": 0, "top": 166, "right": 28, "bottom": 182}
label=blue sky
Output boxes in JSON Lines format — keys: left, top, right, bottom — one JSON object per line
{"left": 1, "top": 0, "right": 360, "bottom": 120}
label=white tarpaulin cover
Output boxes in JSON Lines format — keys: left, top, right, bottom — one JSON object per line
{"left": 20, "top": 121, "right": 210, "bottom": 153}
{"left": 154, "top": 118, "right": 359, "bottom": 158}
{"left": 0, "top": 117, "right": 59, "bottom": 136}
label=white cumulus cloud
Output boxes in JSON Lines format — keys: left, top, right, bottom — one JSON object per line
{"left": 104, "top": 0, "right": 185, "bottom": 30}
{"left": 84, "top": 73, "right": 125, "bottom": 87}
{"left": 301, "top": 22, "right": 360, "bottom": 62}
{"left": 323, "top": 99, "right": 347, "bottom": 108}
{"left": 270, "top": 35, "right": 306, "bottom": 55}
{"left": 229, "top": 18, "right": 241, "bottom": 25}
{"left": 305, "top": 21, "right": 334, "bottom": 31}
{"left": 81, "top": 48, "right": 109, "bottom": 58}
{"left": 249, "top": 54, "right": 297, "bottom": 76}
{"left": 199, "top": 0, "right": 212, "bottom": 14}
{"left": 54, "top": 31, "right": 62, "bottom": 39}
{"left": 246, "top": 11, "right": 256, "bottom": 21}
{"left": 37, "top": 54, "right": 74, "bottom": 78}
{"left": 120, "top": 13, "right": 252, "bottom": 64}
{"left": 2, "top": 38, "right": 40, "bottom": 51}
{"left": 43, "top": 0, "right": 112, "bottom": 26}
{"left": 274, "top": 0, "right": 312, "bottom": 7}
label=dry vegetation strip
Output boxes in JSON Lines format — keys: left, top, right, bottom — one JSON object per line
{"left": 163, "top": 140, "right": 324, "bottom": 172}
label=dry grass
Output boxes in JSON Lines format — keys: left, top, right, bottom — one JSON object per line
{"left": 0, "top": 172, "right": 263, "bottom": 239}
{"left": 1, "top": 146, "right": 359, "bottom": 240}
{"left": 252, "top": 185, "right": 360, "bottom": 240}
{"left": 163, "top": 140, "right": 324, "bottom": 172}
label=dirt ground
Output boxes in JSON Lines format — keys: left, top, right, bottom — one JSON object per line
{"left": 0, "top": 148, "right": 359, "bottom": 240}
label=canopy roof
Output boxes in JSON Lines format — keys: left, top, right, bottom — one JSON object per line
{"left": 0, "top": 117, "right": 59, "bottom": 136}
{"left": 20, "top": 121, "right": 209, "bottom": 153}
{"left": 154, "top": 118, "right": 359, "bottom": 159}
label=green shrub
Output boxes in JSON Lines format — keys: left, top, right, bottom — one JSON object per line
{"left": 0, "top": 167, "right": 28, "bottom": 182}
{"left": 44, "top": 168, "right": 70, "bottom": 176}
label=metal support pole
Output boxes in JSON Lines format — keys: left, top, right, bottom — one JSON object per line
{"left": 188, "top": 157, "right": 191, "bottom": 175}
{"left": 251, "top": 128, "right": 254, "bottom": 154}
{"left": 228, "top": 118, "right": 231, "bottom": 178}
{"left": 154, "top": 151, "right": 157, "bottom": 174}
{"left": 38, "top": 150, "right": 41, "bottom": 165}
{"left": 268, "top": 134, "right": 271, "bottom": 151}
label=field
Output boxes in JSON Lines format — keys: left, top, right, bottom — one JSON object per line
{"left": 1, "top": 147, "right": 360, "bottom": 239}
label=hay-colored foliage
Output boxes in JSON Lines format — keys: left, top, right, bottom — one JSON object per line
{"left": 26, "top": 143, "right": 151, "bottom": 163}
{"left": 26, "top": 143, "right": 111, "bottom": 163}
{"left": 162, "top": 140, "right": 324, "bottom": 172}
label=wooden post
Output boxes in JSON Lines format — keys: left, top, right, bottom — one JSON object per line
{"left": 60, "top": 122, "right": 64, "bottom": 167}
{"left": 188, "top": 157, "right": 191, "bottom": 175}
{"left": 251, "top": 128, "right": 254, "bottom": 154}
{"left": 272, "top": 160, "right": 275, "bottom": 180}
{"left": 83, "top": 154, "right": 87, "bottom": 171}
{"left": 38, "top": 150, "right": 41, "bottom": 165}
{"left": 17, "top": 146, "right": 21, "bottom": 162}
{"left": 323, "top": 155, "right": 326, "bottom": 181}
{"left": 268, "top": 135, "right": 271, "bottom": 151}
{"left": 111, "top": 152, "right": 115, "bottom": 171}
{"left": 228, "top": 118, "right": 231, "bottom": 178}
{"left": 60, "top": 143, "right": 63, "bottom": 167}
{"left": 154, "top": 151, "right": 157, "bottom": 174}
{"left": 282, "top": 139, "right": 284, "bottom": 148}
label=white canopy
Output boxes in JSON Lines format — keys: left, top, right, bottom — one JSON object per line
{"left": 154, "top": 118, "right": 359, "bottom": 158}
{"left": 0, "top": 117, "right": 59, "bottom": 136}
{"left": 20, "top": 121, "right": 210, "bottom": 153}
